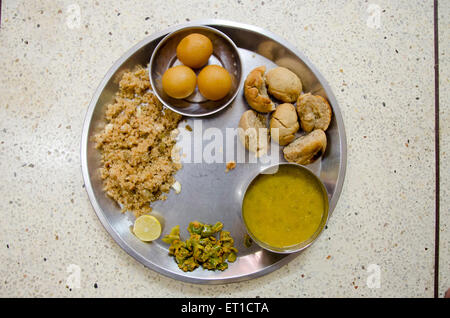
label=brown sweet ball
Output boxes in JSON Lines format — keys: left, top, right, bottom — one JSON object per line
{"left": 197, "top": 65, "right": 232, "bottom": 101}
{"left": 176, "top": 33, "right": 213, "bottom": 69}
{"left": 162, "top": 65, "right": 197, "bottom": 99}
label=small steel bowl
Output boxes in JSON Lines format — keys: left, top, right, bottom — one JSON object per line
{"left": 241, "top": 162, "right": 330, "bottom": 254}
{"left": 149, "top": 25, "right": 243, "bottom": 117}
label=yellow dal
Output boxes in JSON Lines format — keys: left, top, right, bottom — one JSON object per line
{"left": 242, "top": 165, "right": 326, "bottom": 249}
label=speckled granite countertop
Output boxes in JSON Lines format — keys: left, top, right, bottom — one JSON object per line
{"left": 0, "top": 0, "right": 448, "bottom": 297}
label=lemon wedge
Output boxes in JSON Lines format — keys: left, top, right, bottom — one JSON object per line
{"left": 133, "top": 215, "right": 162, "bottom": 242}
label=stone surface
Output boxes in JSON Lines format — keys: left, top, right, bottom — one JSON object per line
{"left": 0, "top": 0, "right": 446, "bottom": 297}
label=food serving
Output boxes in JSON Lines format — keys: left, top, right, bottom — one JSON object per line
{"left": 243, "top": 66, "right": 275, "bottom": 113}
{"left": 94, "top": 67, "right": 182, "bottom": 217}
{"left": 265, "top": 66, "right": 302, "bottom": 103}
{"left": 238, "top": 109, "right": 269, "bottom": 157}
{"left": 133, "top": 214, "right": 162, "bottom": 242}
{"left": 242, "top": 164, "right": 329, "bottom": 252}
{"left": 149, "top": 25, "right": 242, "bottom": 117}
{"left": 241, "top": 64, "right": 333, "bottom": 165}
{"left": 82, "top": 21, "right": 346, "bottom": 283}
{"left": 297, "top": 92, "right": 332, "bottom": 132}
{"left": 162, "top": 65, "right": 197, "bottom": 99}
{"left": 176, "top": 33, "right": 213, "bottom": 69}
{"left": 162, "top": 221, "right": 238, "bottom": 272}
{"left": 283, "top": 129, "right": 327, "bottom": 165}
{"left": 162, "top": 34, "right": 232, "bottom": 101}
{"left": 197, "top": 64, "right": 232, "bottom": 101}
{"left": 269, "top": 103, "right": 299, "bottom": 146}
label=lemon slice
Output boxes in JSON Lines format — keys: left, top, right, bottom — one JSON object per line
{"left": 133, "top": 215, "right": 162, "bottom": 242}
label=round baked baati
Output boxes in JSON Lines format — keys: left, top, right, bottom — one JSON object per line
{"left": 243, "top": 66, "right": 275, "bottom": 113}
{"left": 283, "top": 129, "right": 327, "bottom": 165}
{"left": 265, "top": 67, "right": 302, "bottom": 103}
{"left": 269, "top": 103, "right": 299, "bottom": 146}
{"left": 238, "top": 109, "right": 270, "bottom": 157}
{"left": 296, "top": 93, "right": 332, "bottom": 132}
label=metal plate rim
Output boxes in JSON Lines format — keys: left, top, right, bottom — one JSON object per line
{"left": 80, "top": 19, "right": 347, "bottom": 285}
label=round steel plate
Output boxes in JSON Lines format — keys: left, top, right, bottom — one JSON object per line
{"left": 81, "top": 19, "right": 347, "bottom": 284}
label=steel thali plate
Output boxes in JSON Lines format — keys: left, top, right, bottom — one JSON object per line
{"left": 81, "top": 19, "right": 347, "bottom": 284}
